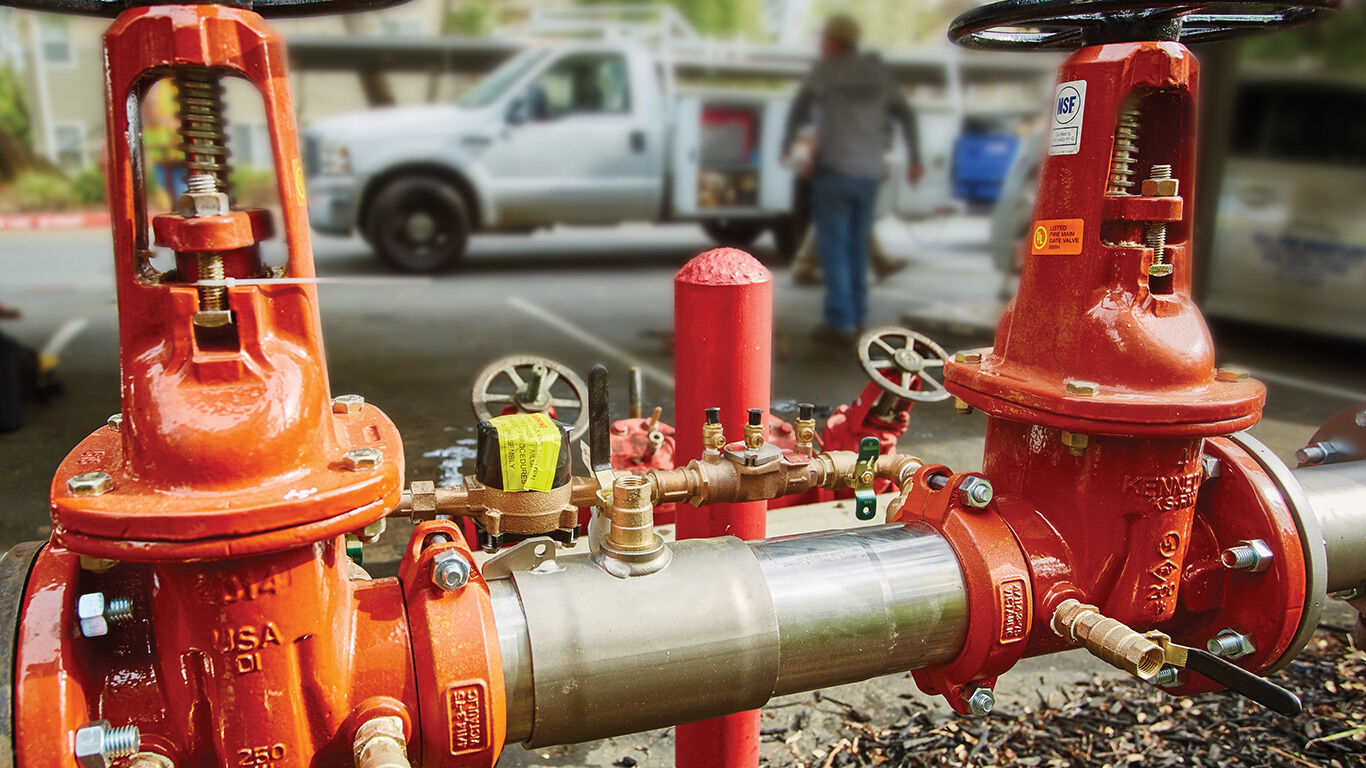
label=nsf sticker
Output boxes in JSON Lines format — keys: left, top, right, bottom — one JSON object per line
{"left": 1031, "top": 218, "right": 1084, "bottom": 255}
{"left": 1049, "top": 79, "right": 1086, "bottom": 156}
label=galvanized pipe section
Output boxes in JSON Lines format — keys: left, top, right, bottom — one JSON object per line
{"left": 487, "top": 523, "right": 967, "bottom": 747}
{"left": 1294, "top": 461, "right": 1366, "bottom": 592}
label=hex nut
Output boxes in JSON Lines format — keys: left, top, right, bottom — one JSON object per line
{"left": 1060, "top": 431, "right": 1090, "bottom": 455}
{"left": 966, "top": 687, "right": 995, "bottom": 717}
{"left": 1200, "top": 454, "right": 1222, "bottom": 480}
{"left": 333, "top": 394, "right": 366, "bottom": 414}
{"left": 1221, "top": 538, "right": 1274, "bottom": 572}
{"left": 77, "top": 592, "right": 110, "bottom": 638}
{"left": 431, "top": 550, "right": 471, "bottom": 591}
{"left": 1140, "top": 177, "right": 1179, "bottom": 197}
{"left": 74, "top": 721, "right": 139, "bottom": 768}
{"left": 343, "top": 447, "right": 383, "bottom": 471}
{"left": 959, "top": 477, "right": 994, "bottom": 509}
{"left": 952, "top": 397, "right": 974, "bottom": 415}
{"left": 1214, "top": 366, "right": 1250, "bottom": 383}
{"left": 358, "top": 518, "right": 386, "bottom": 544}
{"left": 954, "top": 351, "right": 983, "bottom": 364}
{"left": 1064, "top": 379, "right": 1100, "bottom": 397}
{"left": 68, "top": 472, "right": 113, "bottom": 497}
{"left": 106, "top": 413, "right": 123, "bottom": 432}
{"left": 176, "top": 190, "right": 230, "bottom": 219}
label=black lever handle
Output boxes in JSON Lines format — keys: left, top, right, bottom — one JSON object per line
{"left": 1185, "top": 648, "right": 1302, "bottom": 716}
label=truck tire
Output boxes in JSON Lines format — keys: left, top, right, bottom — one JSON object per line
{"left": 701, "top": 219, "right": 765, "bottom": 250}
{"left": 366, "top": 176, "right": 469, "bottom": 273}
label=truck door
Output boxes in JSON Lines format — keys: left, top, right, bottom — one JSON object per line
{"left": 484, "top": 50, "right": 665, "bottom": 227}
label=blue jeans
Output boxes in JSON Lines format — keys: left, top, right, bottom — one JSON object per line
{"left": 811, "top": 169, "right": 879, "bottom": 333}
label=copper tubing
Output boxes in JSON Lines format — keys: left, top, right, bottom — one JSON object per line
{"left": 1051, "top": 599, "right": 1165, "bottom": 680}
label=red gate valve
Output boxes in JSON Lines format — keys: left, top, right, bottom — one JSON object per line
{"left": 890, "top": 465, "right": 1031, "bottom": 715}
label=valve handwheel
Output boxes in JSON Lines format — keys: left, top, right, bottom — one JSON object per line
{"left": 472, "top": 355, "right": 591, "bottom": 440}
{"left": 949, "top": 0, "right": 1336, "bottom": 51}
{"left": 857, "top": 326, "right": 952, "bottom": 403}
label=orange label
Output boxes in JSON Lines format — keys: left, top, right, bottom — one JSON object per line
{"left": 1030, "top": 218, "right": 1084, "bottom": 255}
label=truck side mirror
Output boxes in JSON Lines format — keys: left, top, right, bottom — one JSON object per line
{"left": 506, "top": 98, "right": 526, "bottom": 126}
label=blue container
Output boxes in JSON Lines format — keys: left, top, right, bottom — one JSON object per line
{"left": 952, "top": 133, "right": 1020, "bottom": 205}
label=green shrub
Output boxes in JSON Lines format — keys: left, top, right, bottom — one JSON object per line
{"left": 13, "top": 170, "right": 78, "bottom": 212}
{"left": 229, "top": 166, "right": 278, "bottom": 208}
{"left": 72, "top": 166, "right": 106, "bottom": 205}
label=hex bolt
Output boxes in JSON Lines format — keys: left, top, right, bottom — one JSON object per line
{"left": 431, "top": 550, "right": 471, "bottom": 591}
{"left": 127, "top": 753, "right": 175, "bottom": 768}
{"left": 1296, "top": 441, "right": 1337, "bottom": 467}
{"left": 1214, "top": 366, "right": 1250, "bottom": 383}
{"left": 1221, "top": 539, "right": 1273, "bottom": 572}
{"left": 959, "top": 477, "right": 994, "bottom": 509}
{"left": 106, "top": 413, "right": 123, "bottom": 432}
{"left": 954, "top": 351, "right": 982, "bottom": 364}
{"left": 1064, "top": 379, "right": 1100, "bottom": 397}
{"left": 1152, "top": 666, "right": 1185, "bottom": 688}
{"left": 1200, "top": 454, "right": 1222, "bottom": 481}
{"left": 965, "top": 687, "right": 994, "bottom": 717}
{"left": 333, "top": 394, "right": 366, "bottom": 413}
{"left": 1141, "top": 165, "right": 1176, "bottom": 278}
{"left": 1060, "top": 431, "right": 1090, "bottom": 456}
{"left": 1356, "top": 410, "right": 1366, "bottom": 428}
{"left": 1207, "top": 629, "right": 1255, "bottom": 660}
{"left": 953, "top": 396, "right": 973, "bottom": 415}
{"left": 68, "top": 472, "right": 113, "bottom": 497}
{"left": 74, "top": 720, "right": 140, "bottom": 768}
{"left": 343, "top": 447, "right": 383, "bottom": 471}
{"left": 77, "top": 592, "right": 135, "bottom": 638}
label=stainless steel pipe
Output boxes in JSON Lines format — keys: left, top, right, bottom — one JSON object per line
{"left": 487, "top": 522, "right": 967, "bottom": 747}
{"left": 1294, "top": 461, "right": 1366, "bottom": 592}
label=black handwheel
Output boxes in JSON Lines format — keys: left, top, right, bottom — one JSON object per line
{"left": 366, "top": 175, "right": 469, "bottom": 274}
{"left": 949, "top": 0, "right": 1338, "bottom": 51}
{"left": 4, "top": 0, "right": 413, "bottom": 18}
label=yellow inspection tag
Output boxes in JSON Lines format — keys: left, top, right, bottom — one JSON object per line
{"left": 490, "top": 413, "right": 562, "bottom": 492}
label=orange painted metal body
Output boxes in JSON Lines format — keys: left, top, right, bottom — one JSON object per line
{"left": 893, "top": 40, "right": 1309, "bottom": 712}
{"left": 13, "top": 6, "right": 504, "bottom": 767}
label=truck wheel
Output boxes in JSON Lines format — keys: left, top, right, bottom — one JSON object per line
{"left": 701, "top": 219, "right": 765, "bottom": 250}
{"left": 366, "top": 176, "right": 469, "bottom": 273}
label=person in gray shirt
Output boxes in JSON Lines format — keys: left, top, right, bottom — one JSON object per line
{"left": 783, "top": 14, "right": 922, "bottom": 343}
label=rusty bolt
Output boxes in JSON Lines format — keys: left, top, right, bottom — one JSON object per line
{"left": 333, "top": 394, "right": 366, "bottom": 413}
{"left": 954, "top": 351, "right": 983, "bottom": 364}
{"left": 1065, "top": 379, "right": 1100, "bottom": 397}
{"left": 343, "top": 447, "right": 383, "bottom": 471}
{"left": 959, "top": 477, "right": 994, "bottom": 509}
{"left": 966, "top": 688, "right": 994, "bottom": 717}
{"left": 1207, "top": 628, "right": 1255, "bottom": 660}
{"left": 1221, "top": 539, "right": 1273, "bottom": 572}
{"left": 431, "top": 550, "right": 471, "bottom": 591}
{"left": 106, "top": 413, "right": 123, "bottom": 432}
{"left": 1214, "top": 366, "right": 1250, "bottom": 382}
{"left": 1060, "top": 431, "right": 1090, "bottom": 456}
{"left": 68, "top": 472, "right": 113, "bottom": 497}
{"left": 1140, "top": 177, "right": 1179, "bottom": 197}
{"left": 74, "top": 721, "right": 140, "bottom": 768}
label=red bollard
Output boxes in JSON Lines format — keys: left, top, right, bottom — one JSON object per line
{"left": 673, "top": 247, "right": 772, "bottom": 768}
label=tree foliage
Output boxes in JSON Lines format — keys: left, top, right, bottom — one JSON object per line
{"left": 1240, "top": 0, "right": 1366, "bottom": 70}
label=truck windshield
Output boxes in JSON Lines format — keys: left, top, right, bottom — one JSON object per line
{"left": 458, "top": 49, "right": 551, "bottom": 108}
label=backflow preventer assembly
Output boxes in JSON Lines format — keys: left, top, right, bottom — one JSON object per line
{"left": 0, "top": 1, "right": 1363, "bottom": 767}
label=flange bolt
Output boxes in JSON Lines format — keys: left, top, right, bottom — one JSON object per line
{"left": 77, "top": 592, "right": 135, "bottom": 638}
{"left": 68, "top": 472, "right": 113, "bottom": 497}
{"left": 74, "top": 720, "right": 140, "bottom": 768}
{"left": 959, "top": 477, "right": 994, "bottom": 509}
{"left": 1207, "top": 629, "right": 1255, "bottom": 660}
{"left": 1220, "top": 539, "right": 1273, "bottom": 572}
{"left": 431, "top": 550, "right": 471, "bottom": 591}
{"left": 966, "top": 687, "right": 994, "bottom": 717}
{"left": 343, "top": 447, "right": 383, "bottom": 471}
{"left": 333, "top": 394, "right": 366, "bottom": 413}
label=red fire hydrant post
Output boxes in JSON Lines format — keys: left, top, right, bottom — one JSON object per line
{"left": 673, "top": 247, "right": 773, "bottom": 768}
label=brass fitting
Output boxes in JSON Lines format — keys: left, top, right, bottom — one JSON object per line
{"left": 743, "top": 408, "right": 765, "bottom": 451}
{"left": 702, "top": 407, "right": 726, "bottom": 456}
{"left": 1051, "top": 599, "right": 1165, "bottom": 680}
{"left": 605, "top": 475, "right": 659, "bottom": 554}
{"left": 794, "top": 403, "right": 817, "bottom": 457}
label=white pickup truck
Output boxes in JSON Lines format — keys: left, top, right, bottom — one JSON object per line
{"left": 302, "top": 39, "right": 947, "bottom": 272}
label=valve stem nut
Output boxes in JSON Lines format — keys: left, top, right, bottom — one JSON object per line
{"left": 1207, "top": 629, "right": 1255, "bottom": 660}
{"left": 959, "top": 477, "right": 994, "bottom": 509}
{"left": 431, "top": 549, "right": 471, "bottom": 591}
{"left": 1221, "top": 539, "right": 1273, "bottom": 572}
{"left": 74, "top": 720, "right": 140, "bottom": 768}
{"left": 965, "top": 687, "right": 994, "bottom": 717}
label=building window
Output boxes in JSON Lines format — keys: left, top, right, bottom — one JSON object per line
{"left": 53, "top": 122, "right": 85, "bottom": 169}
{"left": 39, "top": 15, "right": 73, "bottom": 67}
